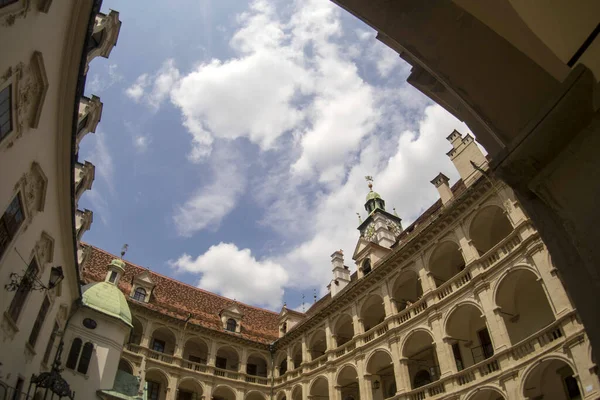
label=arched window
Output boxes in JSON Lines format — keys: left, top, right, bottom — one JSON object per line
{"left": 362, "top": 259, "right": 372, "bottom": 275}
{"left": 77, "top": 342, "right": 94, "bottom": 374}
{"left": 133, "top": 287, "right": 147, "bottom": 302}
{"left": 66, "top": 338, "right": 82, "bottom": 370}
{"left": 226, "top": 319, "right": 237, "bottom": 332}
{"left": 281, "top": 322, "right": 287, "bottom": 334}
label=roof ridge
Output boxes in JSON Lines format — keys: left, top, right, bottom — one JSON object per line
{"left": 81, "top": 243, "right": 280, "bottom": 316}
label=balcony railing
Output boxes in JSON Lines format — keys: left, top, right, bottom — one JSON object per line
{"left": 478, "top": 231, "right": 522, "bottom": 270}
{"left": 400, "top": 314, "right": 573, "bottom": 400}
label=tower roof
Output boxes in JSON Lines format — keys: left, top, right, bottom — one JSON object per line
{"left": 82, "top": 281, "right": 133, "bottom": 327}
{"left": 366, "top": 190, "right": 382, "bottom": 201}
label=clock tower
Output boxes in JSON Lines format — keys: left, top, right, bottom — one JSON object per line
{"left": 357, "top": 177, "right": 403, "bottom": 248}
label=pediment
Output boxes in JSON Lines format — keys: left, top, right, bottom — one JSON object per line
{"left": 133, "top": 271, "right": 155, "bottom": 287}
{"left": 222, "top": 305, "right": 243, "bottom": 318}
{"left": 352, "top": 237, "right": 370, "bottom": 260}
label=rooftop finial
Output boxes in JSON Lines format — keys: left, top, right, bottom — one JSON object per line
{"left": 313, "top": 289, "right": 317, "bottom": 304}
{"left": 357, "top": 212, "right": 363, "bottom": 223}
{"left": 365, "top": 175, "right": 374, "bottom": 191}
{"left": 302, "top": 293, "right": 305, "bottom": 312}
{"left": 120, "top": 244, "right": 128, "bottom": 259}
{"left": 393, "top": 207, "right": 398, "bottom": 217}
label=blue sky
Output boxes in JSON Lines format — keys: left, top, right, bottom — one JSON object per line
{"left": 80, "top": 0, "right": 470, "bottom": 311}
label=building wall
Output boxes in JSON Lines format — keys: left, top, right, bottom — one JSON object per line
{"left": 116, "top": 181, "right": 600, "bottom": 400}
{"left": 0, "top": 1, "right": 121, "bottom": 397}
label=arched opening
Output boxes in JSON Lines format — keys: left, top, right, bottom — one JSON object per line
{"left": 145, "top": 369, "right": 169, "bottom": 400}
{"left": 118, "top": 359, "right": 133, "bottom": 374}
{"left": 276, "top": 352, "right": 287, "bottom": 376}
{"left": 215, "top": 346, "right": 240, "bottom": 371}
{"left": 392, "top": 271, "right": 423, "bottom": 311}
{"left": 310, "top": 376, "right": 329, "bottom": 400}
{"left": 366, "top": 350, "right": 396, "bottom": 399}
{"left": 523, "top": 358, "right": 581, "bottom": 400}
{"left": 151, "top": 327, "right": 176, "bottom": 355}
{"left": 183, "top": 337, "right": 209, "bottom": 367}
{"left": 128, "top": 317, "right": 144, "bottom": 345}
{"left": 334, "top": 314, "right": 354, "bottom": 347}
{"left": 496, "top": 269, "right": 556, "bottom": 344}
{"left": 226, "top": 319, "right": 237, "bottom": 332}
{"left": 276, "top": 391, "right": 286, "bottom": 400}
{"left": 360, "top": 294, "right": 386, "bottom": 331}
{"left": 468, "top": 389, "right": 506, "bottom": 400}
{"left": 446, "top": 304, "right": 493, "bottom": 370}
{"left": 292, "top": 343, "right": 303, "bottom": 369}
{"left": 213, "top": 386, "right": 236, "bottom": 400}
{"left": 177, "top": 378, "right": 203, "bottom": 400}
{"left": 402, "top": 330, "right": 440, "bottom": 389}
{"left": 133, "top": 287, "right": 147, "bottom": 302}
{"left": 245, "top": 391, "right": 266, "bottom": 400}
{"left": 362, "top": 259, "right": 372, "bottom": 275}
{"left": 428, "top": 241, "right": 465, "bottom": 287}
{"left": 337, "top": 365, "right": 360, "bottom": 400}
{"left": 469, "top": 206, "right": 513, "bottom": 256}
{"left": 292, "top": 386, "right": 302, "bottom": 400}
{"left": 247, "top": 353, "right": 268, "bottom": 377}
{"left": 309, "top": 330, "right": 327, "bottom": 360}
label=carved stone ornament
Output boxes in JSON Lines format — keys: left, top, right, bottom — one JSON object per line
{"left": 14, "top": 162, "right": 48, "bottom": 223}
{"left": 35, "top": 231, "right": 55, "bottom": 269}
{"left": 0, "top": 52, "right": 48, "bottom": 149}
{"left": 1, "top": 0, "right": 29, "bottom": 27}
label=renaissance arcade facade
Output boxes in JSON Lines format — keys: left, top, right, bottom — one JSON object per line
{"left": 1, "top": 1, "right": 599, "bottom": 400}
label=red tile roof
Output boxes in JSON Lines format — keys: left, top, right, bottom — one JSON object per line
{"left": 81, "top": 245, "right": 280, "bottom": 344}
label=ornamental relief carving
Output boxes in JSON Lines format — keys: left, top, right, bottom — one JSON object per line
{"left": 35, "top": 231, "right": 55, "bottom": 270}
{"left": 14, "top": 162, "right": 48, "bottom": 226}
{"left": 0, "top": 51, "right": 48, "bottom": 150}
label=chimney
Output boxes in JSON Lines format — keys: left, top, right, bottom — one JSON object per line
{"left": 330, "top": 250, "right": 350, "bottom": 297}
{"left": 431, "top": 173, "right": 453, "bottom": 205}
{"left": 446, "top": 130, "right": 488, "bottom": 187}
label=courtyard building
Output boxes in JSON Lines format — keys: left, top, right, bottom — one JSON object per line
{"left": 79, "top": 132, "right": 600, "bottom": 400}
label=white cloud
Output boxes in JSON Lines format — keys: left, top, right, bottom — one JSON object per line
{"left": 133, "top": 135, "right": 151, "bottom": 153}
{"left": 172, "top": 144, "right": 246, "bottom": 236}
{"left": 125, "top": 73, "right": 149, "bottom": 102}
{"left": 170, "top": 243, "right": 288, "bottom": 309}
{"left": 87, "top": 63, "right": 123, "bottom": 93}
{"left": 125, "top": 60, "right": 180, "bottom": 110}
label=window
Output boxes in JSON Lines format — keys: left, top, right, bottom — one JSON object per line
{"left": 108, "top": 271, "right": 117, "bottom": 283}
{"left": 451, "top": 343, "right": 464, "bottom": 371}
{"left": 281, "top": 322, "right": 287, "bottom": 334}
{"left": 43, "top": 322, "right": 59, "bottom": 365}
{"left": 362, "top": 259, "right": 372, "bottom": 275}
{"left": 152, "top": 338, "right": 165, "bottom": 353}
{"left": 226, "top": 318, "right": 237, "bottom": 332}
{"left": 147, "top": 380, "right": 160, "bottom": 400}
{"left": 7, "top": 258, "right": 39, "bottom": 322}
{"left": 66, "top": 338, "right": 82, "bottom": 370}
{"left": 77, "top": 342, "right": 94, "bottom": 374}
{"left": 0, "top": 84, "right": 12, "bottom": 141}
{"left": 28, "top": 296, "right": 50, "bottom": 347}
{"left": 215, "top": 356, "right": 227, "bottom": 369}
{"left": 0, "top": 194, "right": 25, "bottom": 259}
{"left": 13, "top": 378, "right": 23, "bottom": 400}
{"left": 133, "top": 287, "right": 147, "bottom": 302}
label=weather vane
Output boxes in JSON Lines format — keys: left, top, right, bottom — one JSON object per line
{"left": 120, "top": 244, "right": 129, "bottom": 258}
{"left": 365, "top": 175, "right": 374, "bottom": 191}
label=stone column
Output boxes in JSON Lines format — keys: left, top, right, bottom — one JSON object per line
{"left": 235, "top": 388, "right": 245, "bottom": 400}
{"left": 475, "top": 282, "right": 511, "bottom": 351}
{"left": 397, "top": 358, "right": 411, "bottom": 394}
{"left": 302, "top": 381, "right": 309, "bottom": 400}
{"left": 381, "top": 282, "right": 394, "bottom": 318}
{"left": 137, "top": 356, "right": 147, "bottom": 397}
{"left": 529, "top": 246, "right": 572, "bottom": 317}
{"left": 356, "top": 356, "right": 369, "bottom": 400}
{"left": 302, "top": 335, "right": 310, "bottom": 364}
{"left": 166, "top": 374, "right": 178, "bottom": 400}
{"left": 416, "top": 257, "right": 435, "bottom": 294}
{"left": 362, "top": 375, "right": 374, "bottom": 400}
{"left": 351, "top": 304, "right": 364, "bottom": 335}
{"left": 141, "top": 334, "right": 152, "bottom": 349}
{"left": 204, "top": 381, "right": 213, "bottom": 400}
{"left": 208, "top": 341, "right": 218, "bottom": 366}
{"left": 566, "top": 337, "right": 599, "bottom": 399}
{"left": 429, "top": 313, "right": 455, "bottom": 376}
{"left": 325, "top": 318, "right": 334, "bottom": 351}
{"left": 328, "top": 370, "right": 338, "bottom": 400}
{"left": 389, "top": 336, "right": 408, "bottom": 394}
{"left": 455, "top": 223, "right": 479, "bottom": 264}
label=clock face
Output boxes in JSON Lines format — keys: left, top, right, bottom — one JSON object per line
{"left": 83, "top": 318, "right": 97, "bottom": 329}
{"left": 388, "top": 222, "right": 402, "bottom": 237}
{"left": 364, "top": 223, "right": 376, "bottom": 242}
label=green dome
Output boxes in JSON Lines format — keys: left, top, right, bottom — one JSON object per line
{"left": 109, "top": 259, "right": 126, "bottom": 273}
{"left": 366, "top": 191, "right": 381, "bottom": 201}
{"left": 82, "top": 281, "right": 132, "bottom": 327}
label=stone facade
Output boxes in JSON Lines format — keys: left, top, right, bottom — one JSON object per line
{"left": 77, "top": 133, "right": 600, "bottom": 400}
